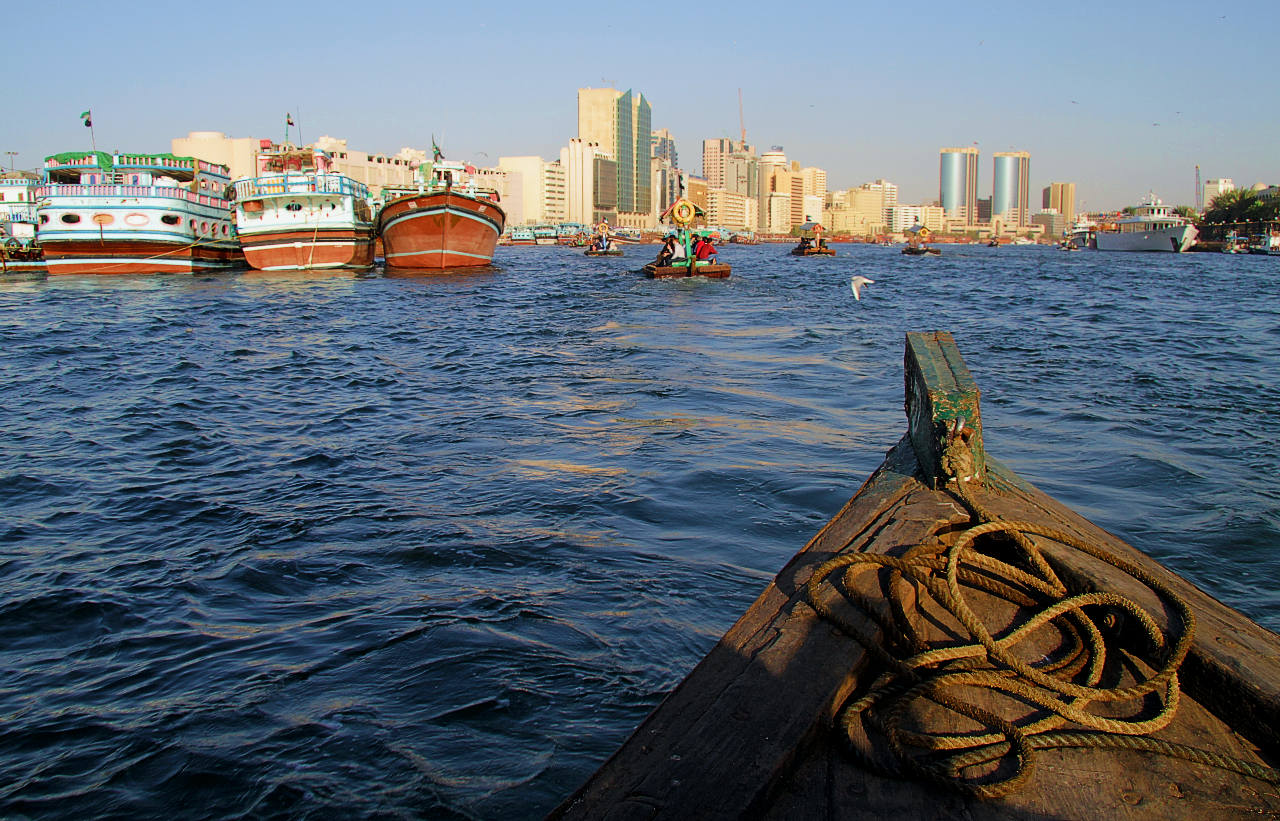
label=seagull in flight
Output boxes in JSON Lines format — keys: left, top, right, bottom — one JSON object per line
{"left": 850, "top": 276, "right": 875, "bottom": 301}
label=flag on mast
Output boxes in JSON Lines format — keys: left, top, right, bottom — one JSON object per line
{"left": 80, "top": 110, "right": 92, "bottom": 128}
{"left": 287, "top": 113, "right": 294, "bottom": 126}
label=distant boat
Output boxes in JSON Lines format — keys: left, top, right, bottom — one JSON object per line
{"left": 233, "top": 145, "right": 375, "bottom": 271}
{"left": 36, "top": 151, "right": 243, "bottom": 275}
{"left": 1095, "top": 194, "right": 1198, "bottom": 252}
{"left": 378, "top": 157, "right": 506, "bottom": 269}
{"left": 790, "top": 222, "right": 835, "bottom": 256}
{"left": 1248, "top": 231, "right": 1280, "bottom": 256}
{"left": 509, "top": 227, "right": 536, "bottom": 246}
{"left": 0, "top": 172, "right": 44, "bottom": 273}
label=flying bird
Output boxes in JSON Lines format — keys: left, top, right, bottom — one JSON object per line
{"left": 850, "top": 276, "right": 875, "bottom": 301}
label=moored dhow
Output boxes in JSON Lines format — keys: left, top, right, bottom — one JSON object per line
{"left": 36, "top": 151, "right": 242, "bottom": 275}
{"left": 377, "top": 155, "right": 505, "bottom": 269}
{"left": 232, "top": 144, "right": 374, "bottom": 270}
{"left": 1095, "top": 194, "right": 1198, "bottom": 252}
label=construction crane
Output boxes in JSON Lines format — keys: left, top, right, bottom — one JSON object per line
{"left": 1195, "top": 165, "right": 1202, "bottom": 211}
{"left": 602, "top": 78, "right": 617, "bottom": 89}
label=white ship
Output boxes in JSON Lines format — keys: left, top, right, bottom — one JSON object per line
{"left": 1095, "top": 194, "right": 1198, "bottom": 252}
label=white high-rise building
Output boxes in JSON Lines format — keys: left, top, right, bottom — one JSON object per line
{"left": 1204, "top": 179, "right": 1235, "bottom": 209}
{"left": 800, "top": 167, "right": 827, "bottom": 201}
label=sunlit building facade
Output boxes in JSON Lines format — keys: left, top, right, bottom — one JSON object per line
{"left": 939, "top": 147, "right": 979, "bottom": 223}
{"left": 992, "top": 151, "right": 1031, "bottom": 226}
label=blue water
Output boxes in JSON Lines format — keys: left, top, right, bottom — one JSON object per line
{"left": 1, "top": 245, "right": 1277, "bottom": 819}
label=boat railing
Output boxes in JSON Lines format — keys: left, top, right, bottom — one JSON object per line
{"left": 3, "top": 206, "right": 38, "bottom": 223}
{"left": 35, "top": 184, "right": 226, "bottom": 207}
{"left": 234, "top": 174, "right": 370, "bottom": 200}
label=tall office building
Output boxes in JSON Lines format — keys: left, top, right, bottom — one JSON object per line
{"left": 560, "top": 139, "right": 616, "bottom": 226}
{"left": 1041, "top": 182, "right": 1076, "bottom": 224}
{"left": 578, "top": 87, "right": 653, "bottom": 227}
{"left": 939, "top": 147, "right": 979, "bottom": 223}
{"left": 992, "top": 151, "right": 1031, "bottom": 226}
{"left": 703, "top": 138, "right": 755, "bottom": 190}
{"left": 757, "top": 148, "right": 790, "bottom": 233}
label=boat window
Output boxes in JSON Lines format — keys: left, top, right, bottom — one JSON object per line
{"left": 61, "top": 213, "right": 81, "bottom": 224}
{"left": 161, "top": 214, "right": 180, "bottom": 225}
{"left": 286, "top": 203, "right": 302, "bottom": 211}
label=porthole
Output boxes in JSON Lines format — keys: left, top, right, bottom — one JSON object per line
{"left": 40, "top": 214, "right": 49, "bottom": 224}
{"left": 161, "top": 215, "right": 180, "bottom": 225}
{"left": 125, "top": 213, "right": 149, "bottom": 226}
{"left": 285, "top": 203, "right": 302, "bottom": 212}
{"left": 221, "top": 224, "right": 229, "bottom": 236}
{"left": 61, "top": 213, "right": 81, "bottom": 224}
{"left": 200, "top": 222, "right": 209, "bottom": 233}
{"left": 189, "top": 219, "right": 196, "bottom": 230}
{"left": 92, "top": 214, "right": 114, "bottom": 226}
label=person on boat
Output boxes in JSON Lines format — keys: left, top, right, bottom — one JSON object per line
{"left": 695, "top": 236, "right": 717, "bottom": 262}
{"left": 656, "top": 235, "right": 678, "bottom": 267}
{"left": 670, "top": 234, "right": 688, "bottom": 265}
{"left": 797, "top": 236, "right": 812, "bottom": 252}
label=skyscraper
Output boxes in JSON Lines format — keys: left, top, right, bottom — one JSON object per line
{"left": 939, "top": 147, "right": 979, "bottom": 223}
{"left": 993, "top": 151, "right": 1031, "bottom": 226}
{"left": 1041, "top": 182, "right": 1076, "bottom": 224}
{"left": 577, "top": 87, "right": 653, "bottom": 227}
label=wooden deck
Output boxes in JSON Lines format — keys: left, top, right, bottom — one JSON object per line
{"left": 547, "top": 332, "right": 1280, "bottom": 820}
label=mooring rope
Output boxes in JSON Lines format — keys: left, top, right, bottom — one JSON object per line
{"left": 802, "top": 436, "right": 1280, "bottom": 799}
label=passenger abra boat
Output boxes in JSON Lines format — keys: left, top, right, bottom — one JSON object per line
{"left": 1095, "top": 194, "right": 1198, "bottom": 252}
{"left": 232, "top": 144, "right": 374, "bottom": 270}
{"left": 35, "top": 151, "right": 242, "bottom": 275}
{"left": 377, "top": 156, "right": 505, "bottom": 269}
{"left": 1, "top": 172, "right": 45, "bottom": 273}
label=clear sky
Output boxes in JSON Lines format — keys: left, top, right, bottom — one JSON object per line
{"left": 4, "top": 0, "right": 1276, "bottom": 212}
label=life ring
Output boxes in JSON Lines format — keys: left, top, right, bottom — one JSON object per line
{"left": 672, "top": 201, "right": 695, "bottom": 226}
{"left": 3, "top": 237, "right": 19, "bottom": 252}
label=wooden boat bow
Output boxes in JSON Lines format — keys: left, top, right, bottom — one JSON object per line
{"left": 547, "top": 332, "right": 1280, "bottom": 820}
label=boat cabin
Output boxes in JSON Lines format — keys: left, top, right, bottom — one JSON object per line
{"left": 1118, "top": 195, "right": 1188, "bottom": 233}
{"left": 41, "top": 152, "right": 230, "bottom": 196}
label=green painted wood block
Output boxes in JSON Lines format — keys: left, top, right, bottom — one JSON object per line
{"left": 904, "top": 331, "right": 985, "bottom": 490}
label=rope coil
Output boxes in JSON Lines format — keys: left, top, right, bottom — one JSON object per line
{"left": 803, "top": 439, "right": 1280, "bottom": 799}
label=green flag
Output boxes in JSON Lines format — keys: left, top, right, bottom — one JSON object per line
{"left": 80, "top": 110, "right": 92, "bottom": 127}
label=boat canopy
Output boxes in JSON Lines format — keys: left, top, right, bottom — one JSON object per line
{"left": 796, "top": 222, "right": 825, "bottom": 238}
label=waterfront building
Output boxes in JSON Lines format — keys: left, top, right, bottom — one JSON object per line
{"left": 686, "top": 175, "right": 708, "bottom": 213}
{"left": 1032, "top": 209, "right": 1066, "bottom": 238}
{"left": 757, "top": 148, "right": 789, "bottom": 232}
{"left": 470, "top": 167, "right": 525, "bottom": 227}
{"left": 767, "top": 193, "right": 792, "bottom": 234}
{"left": 172, "top": 131, "right": 424, "bottom": 196}
{"left": 1042, "top": 182, "right": 1076, "bottom": 225}
{"left": 560, "top": 139, "right": 617, "bottom": 226}
{"left": 887, "top": 205, "right": 946, "bottom": 233}
{"left": 706, "top": 189, "right": 758, "bottom": 231}
{"left": 823, "top": 184, "right": 890, "bottom": 236}
{"left": 1204, "top": 179, "right": 1235, "bottom": 209}
{"left": 577, "top": 87, "right": 653, "bottom": 228}
{"left": 939, "top": 147, "right": 980, "bottom": 223}
{"left": 496, "top": 157, "right": 567, "bottom": 226}
{"left": 992, "top": 151, "right": 1031, "bottom": 226}
{"left": 802, "top": 194, "right": 824, "bottom": 224}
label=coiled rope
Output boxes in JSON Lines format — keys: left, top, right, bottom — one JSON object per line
{"left": 802, "top": 435, "right": 1280, "bottom": 799}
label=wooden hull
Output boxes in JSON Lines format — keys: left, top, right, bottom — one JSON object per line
{"left": 549, "top": 332, "right": 1280, "bottom": 821}
{"left": 791, "top": 248, "right": 836, "bottom": 256}
{"left": 902, "top": 247, "right": 941, "bottom": 256}
{"left": 40, "top": 240, "right": 244, "bottom": 275}
{"left": 643, "top": 262, "right": 731, "bottom": 279}
{"left": 379, "top": 189, "right": 505, "bottom": 269}
{"left": 240, "top": 226, "right": 376, "bottom": 270}
{"left": 584, "top": 249, "right": 624, "bottom": 257}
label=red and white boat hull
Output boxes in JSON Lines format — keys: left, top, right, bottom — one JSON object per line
{"left": 240, "top": 227, "right": 376, "bottom": 270}
{"left": 41, "top": 240, "right": 243, "bottom": 275}
{"left": 379, "top": 189, "right": 505, "bottom": 269}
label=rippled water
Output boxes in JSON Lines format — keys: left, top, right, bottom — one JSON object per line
{"left": 2, "top": 245, "right": 1277, "bottom": 819}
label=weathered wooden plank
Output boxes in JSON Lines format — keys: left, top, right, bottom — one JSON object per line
{"left": 904, "top": 331, "right": 986, "bottom": 489}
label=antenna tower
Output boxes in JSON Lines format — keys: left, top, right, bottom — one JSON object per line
{"left": 1195, "top": 165, "right": 1202, "bottom": 210}
{"left": 738, "top": 88, "right": 747, "bottom": 151}
{"left": 602, "top": 77, "right": 617, "bottom": 89}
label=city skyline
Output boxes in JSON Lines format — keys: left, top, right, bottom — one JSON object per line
{"left": 3, "top": 0, "right": 1275, "bottom": 212}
